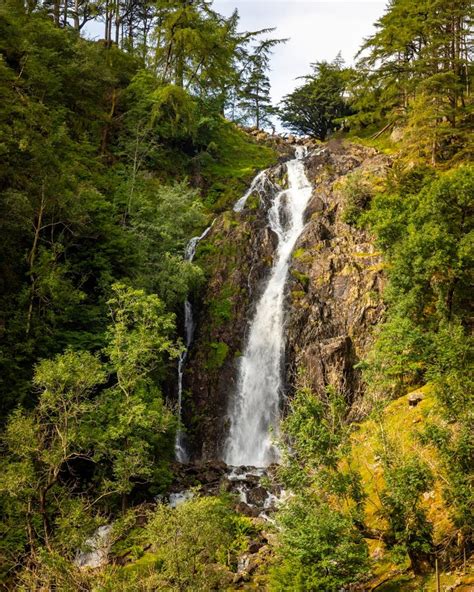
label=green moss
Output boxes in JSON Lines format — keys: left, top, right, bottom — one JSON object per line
{"left": 291, "top": 290, "right": 306, "bottom": 300}
{"left": 206, "top": 342, "right": 229, "bottom": 370}
{"left": 246, "top": 192, "right": 261, "bottom": 210}
{"left": 208, "top": 284, "right": 238, "bottom": 327}
{"left": 291, "top": 269, "right": 310, "bottom": 289}
{"left": 293, "top": 248, "right": 313, "bottom": 265}
{"left": 122, "top": 551, "right": 163, "bottom": 574}
{"left": 351, "top": 251, "right": 382, "bottom": 258}
{"left": 201, "top": 120, "right": 277, "bottom": 211}
{"left": 209, "top": 298, "right": 233, "bottom": 325}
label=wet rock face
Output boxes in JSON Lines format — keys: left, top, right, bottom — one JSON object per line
{"left": 168, "top": 461, "right": 284, "bottom": 518}
{"left": 185, "top": 140, "right": 391, "bottom": 459}
{"left": 184, "top": 164, "right": 289, "bottom": 460}
{"left": 287, "top": 141, "right": 391, "bottom": 413}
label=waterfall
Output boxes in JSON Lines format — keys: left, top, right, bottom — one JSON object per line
{"left": 233, "top": 169, "right": 271, "bottom": 212}
{"left": 175, "top": 224, "right": 213, "bottom": 463}
{"left": 224, "top": 146, "right": 312, "bottom": 467}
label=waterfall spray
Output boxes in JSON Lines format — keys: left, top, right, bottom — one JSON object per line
{"left": 224, "top": 147, "right": 312, "bottom": 467}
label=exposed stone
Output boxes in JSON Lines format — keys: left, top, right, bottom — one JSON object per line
{"left": 247, "top": 486, "right": 268, "bottom": 506}
{"left": 248, "top": 540, "right": 263, "bottom": 554}
{"left": 408, "top": 392, "right": 424, "bottom": 407}
{"left": 286, "top": 141, "right": 390, "bottom": 414}
{"left": 185, "top": 139, "right": 391, "bottom": 457}
{"left": 235, "top": 502, "right": 260, "bottom": 518}
{"left": 390, "top": 125, "right": 405, "bottom": 143}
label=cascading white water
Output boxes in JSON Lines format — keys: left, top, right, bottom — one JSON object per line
{"left": 175, "top": 224, "right": 213, "bottom": 463}
{"left": 224, "top": 147, "right": 313, "bottom": 467}
{"left": 233, "top": 169, "right": 272, "bottom": 212}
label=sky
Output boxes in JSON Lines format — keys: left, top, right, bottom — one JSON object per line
{"left": 213, "top": 0, "right": 388, "bottom": 104}
{"left": 85, "top": 1, "right": 388, "bottom": 106}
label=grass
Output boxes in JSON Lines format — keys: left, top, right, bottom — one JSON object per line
{"left": 339, "top": 385, "right": 469, "bottom": 589}
{"left": 345, "top": 385, "right": 450, "bottom": 535}
{"left": 201, "top": 119, "right": 278, "bottom": 212}
{"left": 341, "top": 123, "right": 401, "bottom": 155}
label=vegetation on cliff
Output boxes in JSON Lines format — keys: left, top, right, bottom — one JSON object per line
{"left": 0, "top": 0, "right": 472, "bottom": 590}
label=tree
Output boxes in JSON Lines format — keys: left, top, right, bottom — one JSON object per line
{"left": 379, "top": 452, "right": 434, "bottom": 574}
{"left": 270, "top": 495, "right": 369, "bottom": 592}
{"left": 235, "top": 37, "right": 285, "bottom": 129}
{"left": 274, "top": 377, "right": 368, "bottom": 591}
{"left": 151, "top": 0, "right": 238, "bottom": 105}
{"left": 360, "top": 165, "right": 473, "bottom": 400}
{"left": 145, "top": 496, "right": 238, "bottom": 591}
{"left": 353, "top": 0, "right": 473, "bottom": 161}
{"left": 0, "top": 351, "right": 106, "bottom": 554}
{"left": 129, "top": 181, "right": 206, "bottom": 308}
{"left": 279, "top": 58, "right": 350, "bottom": 139}
{"left": 93, "top": 283, "right": 179, "bottom": 509}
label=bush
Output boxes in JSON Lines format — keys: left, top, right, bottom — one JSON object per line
{"left": 340, "top": 171, "right": 374, "bottom": 226}
{"left": 270, "top": 496, "right": 369, "bottom": 591}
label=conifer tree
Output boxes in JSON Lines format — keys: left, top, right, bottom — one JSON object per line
{"left": 279, "top": 58, "right": 350, "bottom": 139}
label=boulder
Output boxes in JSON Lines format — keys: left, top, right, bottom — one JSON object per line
{"left": 247, "top": 486, "right": 268, "bottom": 506}
{"left": 408, "top": 392, "right": 424, "bottom": 407}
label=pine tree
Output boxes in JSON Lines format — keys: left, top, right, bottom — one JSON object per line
{"left": 353, "top": 0, "right": 473, "bottom": 161}
{"left": 279, "top": 58, "right": 350, "bottom": 139}
{"left": 237, "top": 51, "right": 273, "bottom": 129}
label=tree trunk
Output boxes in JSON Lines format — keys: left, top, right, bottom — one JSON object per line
{"left": 53, "top": 0, "right": 60, "bottom": 26}
{"left": 26, "top": 183, "right": 46, "bottom": 336}
{"left": 39, "top": 490, "right": 52, "bottom": 550}
{"left": 73, "top": 0, "right": 79, "bottom": 30}
{"left": 114, "top": 0, "right": 120, "bottom": 46}
{"left": 100, "top": 88, "right": 117, "bottom": 155}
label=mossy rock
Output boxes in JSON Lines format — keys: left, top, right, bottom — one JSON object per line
{"left": 290, "top": 269, "right": 310, "bottom": 289}
{"left": 205, "top": 342, "right": 230, "bottom": 370}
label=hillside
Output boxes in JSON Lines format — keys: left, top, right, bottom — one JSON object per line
{"left": 0, "top": 1, "right": 472, "bottom": 590}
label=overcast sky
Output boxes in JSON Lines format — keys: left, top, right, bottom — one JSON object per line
{"left": 213, "top": 0, "right": 387, "bottom": 104}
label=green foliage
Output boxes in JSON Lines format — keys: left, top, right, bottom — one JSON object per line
{"left": 206, "top": 341, "right": 230, "bottom": 371}
{"left": 270, "top": 495, "right": 369, "bottom": 591}
{"left": 421, "top": 322, "right": 473, "bottom": 540}
{"left": 0, "top": 285, "right": 178, "bottom": 578}
{"left": 275, "top": 379, "right": 369, "bottom": 589}
{"left": 0, "top": 350, "right": 106, "bottom": 558}
{"left": 340, "top": 171, "right": 375, "bottom": 226}
{"left": 281, "top": 383, "right": 348, "bottom": 476}
{"left": 94, "top": 284, "right": 178, "bottom": 500}
{"left": 362, "top": 165, "right": 473, "bottom": 398}
{"left": 0, "top": 6, "right": 278, "bottom": 422}
{"left": 279, "top": 57, "right": 351, "bottom": 140}
{"left": 234, "top": 37, "right": 286, "bottom": 129}
{"left": 144, "top": 496, "right": 237, "bottom": 590}
{"left": 358, "top": 160, "right": 472, "bottom": 573}
{"left": 209, "top": 285, "right": 234, "bottom": 326}
{"left": 200, "top": 119, "right": 277, "bottom": 210}
{"left": 352, "top": 0, "right": 472, "bottom": 162}
{"left": 379, "top": 452, "right": 434, "bottom": 573}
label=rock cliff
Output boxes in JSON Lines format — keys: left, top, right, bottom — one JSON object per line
{"left": 184, "top": 140, "right": 391, "bottom": 459}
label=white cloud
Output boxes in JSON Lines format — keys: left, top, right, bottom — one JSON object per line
{"left": 214, "top": 1, "right": 387, "bottom": 103}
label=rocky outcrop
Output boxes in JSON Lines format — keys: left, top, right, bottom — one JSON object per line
{"left": 185, "top": 140, "right": 391, "bottom": 459}
{"left": 286, "top": 141, "right": 391, "bottom": 413}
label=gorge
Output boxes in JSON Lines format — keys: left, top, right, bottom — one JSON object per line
{"left": 182, "top": 138, "right": 388, "bottom": 465}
